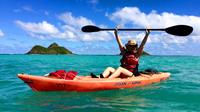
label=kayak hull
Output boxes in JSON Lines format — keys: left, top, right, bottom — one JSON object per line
{"left": 17, "top": 72, "right": 170, "bottom": 92}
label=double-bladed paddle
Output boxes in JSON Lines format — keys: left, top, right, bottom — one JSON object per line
{"left": 81, "top": 25, "right": 193, "bottom": 36}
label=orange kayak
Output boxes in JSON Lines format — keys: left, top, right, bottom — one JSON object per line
{"left": 17, "top": 72, "right": 170, "bottom": 92}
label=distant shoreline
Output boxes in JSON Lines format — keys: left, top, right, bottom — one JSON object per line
{"left": 0, "top": 54, "right": 199, "bottom": 57}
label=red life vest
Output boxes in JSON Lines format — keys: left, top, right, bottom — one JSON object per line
{"left": 120, "top": 50, "right": 139, "bottom": 72}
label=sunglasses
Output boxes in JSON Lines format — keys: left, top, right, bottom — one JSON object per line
{"left": 128, "top": 44, "right": 138, "bottom": 47}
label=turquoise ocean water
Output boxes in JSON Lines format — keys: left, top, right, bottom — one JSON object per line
{"left": 0, "top": 55, "right": 200, "bottom": 112}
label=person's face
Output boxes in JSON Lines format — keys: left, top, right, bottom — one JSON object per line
{"left": 126, "top": 45, "right": 137, "bottom": 53}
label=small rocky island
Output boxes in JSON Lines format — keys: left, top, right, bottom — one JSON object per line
{"left": 27, "top": 43, "right": 73, "bottom": 54}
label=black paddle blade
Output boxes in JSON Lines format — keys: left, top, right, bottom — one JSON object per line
{"left": 165, "top": 25, "right": 193, "bottom": 36}
{"left": 81, "top": 25, "right": 101, "bottom": 32}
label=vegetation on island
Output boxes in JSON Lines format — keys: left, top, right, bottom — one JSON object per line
{"left": 27, "top": 43, "right": 73, "bottom": 54}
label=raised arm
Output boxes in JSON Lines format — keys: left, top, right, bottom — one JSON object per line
{"left": 136, "top": 29, "right": 150, "bottom": 57}
{"left": 114, "top": 29, "right": 124, "bottom": 52}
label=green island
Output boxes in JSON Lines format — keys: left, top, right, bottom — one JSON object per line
{"left": 27, "top": 43, "right": 73, "bottom": 54}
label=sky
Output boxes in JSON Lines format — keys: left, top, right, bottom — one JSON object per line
{"left": 0, "top": 0, "right": 200, "bottom": 55}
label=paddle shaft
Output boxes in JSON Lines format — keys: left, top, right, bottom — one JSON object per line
{"left": 100, "top": 28, "right": 165, "bottom": 31}
{"left": 82, "top": 25, "right": 193, "bottom": 36}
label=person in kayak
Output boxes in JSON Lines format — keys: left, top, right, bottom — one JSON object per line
{"left": 91, "top": 27, "right": 150, "bottom": 78}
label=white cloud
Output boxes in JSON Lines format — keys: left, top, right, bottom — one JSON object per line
{"left": 15, "top": 20, "right": 60, "bottom": 39}
{"left": 108, "top": 7, "right": 200, "bottom": 44}
{"left": 58, "top": 12, "right": 94, "bottom": 27}
{"left": 57, "top": 12, "right": 113, "bottom": 41}
{"left": 22, "top": 6, "right": 34, "bottom": 12}
{"left": 13, "top": 6, "right": 36, "bottom": 13}
{"left": 88, "top": 0, "right": 99, "bottom": 5}
{"left": 0, "top": 29, "right": 4, "bottom": 37}
{"left": 109, "top": 7, "right": 198, "bottom": 28}
{"left": 15, "top": 20, "right": 59, "bottom": 34}
{"left": 15, "top": 12, "right": 113, "bottom": 41}
{"left": 190, "top": 36, "right": 200, "bottom": 42}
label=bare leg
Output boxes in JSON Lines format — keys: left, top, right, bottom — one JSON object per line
{"left": 108, "top": 67, "right": 133, "bottom": 78}
{"left": 102, "top": 67, "right": 116, "bottom": 78}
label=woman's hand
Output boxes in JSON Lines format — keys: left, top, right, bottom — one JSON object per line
{"left": 114, "top": 25, "right": 124, "bottom": 52}
{"left": 145, "top": 27, "right": 151, "bottom": 35}
{"left": 137, "top": 26, "right": 151, "bottom": 58}
{"left": 114, "top": 26, "right": 119, "bottom": 36}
